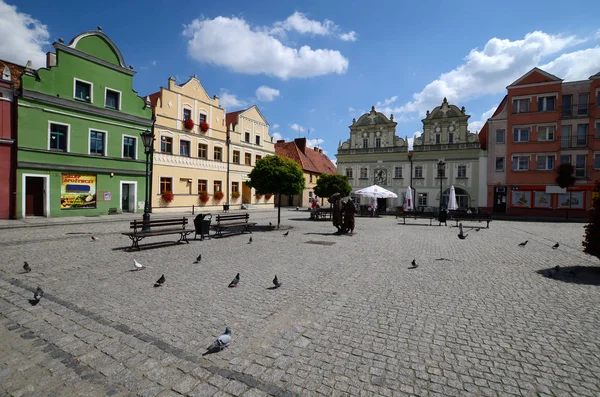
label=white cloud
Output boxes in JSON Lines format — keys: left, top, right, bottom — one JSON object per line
{"left": 219, "top": 89, "right": 248, "bottom": 110}
{"left": 348, "top": 106, "right": 356, "bottom": 113}
{"left": 255, "top": 85, "right": 280, "bottom": 101}
{"left": 271, "top": 11, "right": 356, "bottom": 43}
{"left": 183, "top": 16, "right": 349, "bottom": 79}
{"left": 306, "top": 138, "right": 324, "bottom": 148}
{"left": 540, "top": 47, "right": 600, "bottom": 81}
{"left": 382, "top": 31, "right": 585, "bottom": 118}
{"left": 468, "top": 106, "right": 498, "bottom": 134}
{"left": 339, "top": 31, "right": 357, "bottom": 42}
{"left": 290, "top": 123, "right": 304, "bottom": 132}
{"left": 0, "top": 0, "right": 49, "bottom": 68}
{"left": 272, "top": 132, "right": 285, "bottom": 142}
{"left": 272, "top": 123, "right": 280, "bottom": 129}
{"left": 407, "top": 131, "right": 421, "bottom": 151}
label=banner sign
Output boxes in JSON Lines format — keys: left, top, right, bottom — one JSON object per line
{"left": 61, "top": 174, "right": 97, "bottom": 209}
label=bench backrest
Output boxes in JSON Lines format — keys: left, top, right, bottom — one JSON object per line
{"left": 130, "top": 217, "right": 188, "bottom": 230}
{"left": 215, "top": 213, "right": 249, "bottom": 223}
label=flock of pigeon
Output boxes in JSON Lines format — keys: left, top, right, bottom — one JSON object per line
{"left": 20, "top": 229, "right": 292, "bottom": 355}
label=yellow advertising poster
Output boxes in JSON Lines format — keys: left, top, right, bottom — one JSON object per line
{"left": 61, "top": 174, "right": 97, "bottom": 209}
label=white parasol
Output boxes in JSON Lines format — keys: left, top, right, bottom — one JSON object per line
{"left": 354, "top": 184, "right": 398, "bottom": 199}
{"left": 405, "top": 186, "right": 414, "bottom": 210}
{"left": 447, "top": 185, "right": 458, "bottom": 210}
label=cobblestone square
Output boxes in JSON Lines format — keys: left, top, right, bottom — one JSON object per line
{"left": 1, "top": 210, "right": 599, "bottom": 396}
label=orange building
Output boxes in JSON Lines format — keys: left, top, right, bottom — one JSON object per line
{"left": 483, "top": 67, "right": 600, "bottom": 218}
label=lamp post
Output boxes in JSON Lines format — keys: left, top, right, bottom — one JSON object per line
{"left": 225, "top": 131, "right": 231, "bottom": 212}
{"left": 437, "top": 160, "right": 446, "bottom": 211}
{"left": 140, "top": 129, "right": 155, "bottom": 232}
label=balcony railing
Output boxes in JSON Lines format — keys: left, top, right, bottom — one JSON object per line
{"left": 559, "top": 134, "right": 591, "bottom": 148}
{"left": 561, "top": 103, "right": 590, "bottom": 118}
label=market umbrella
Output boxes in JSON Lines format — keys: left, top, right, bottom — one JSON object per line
{"left": 447, "top": 185, "right": 458, "bottom": 210}
{"left": 405, "top": 186, "right": 414, "bottom": 210}
{"left": 354, "top": 184, "right": 398, "bottom": 199}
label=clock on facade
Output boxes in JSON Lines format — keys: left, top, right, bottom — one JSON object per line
{"left": 375, "top": 169, "right": 387, "bottom": 185}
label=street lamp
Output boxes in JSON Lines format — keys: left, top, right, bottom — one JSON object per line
{"left": 225, "top": 131, "right": 231, "bottom": 212}
{"left": 140, "top": 129, "right": 155, "bottom": 232}
{"left": 437, "top": 160, "right": 446, "bottom": 211}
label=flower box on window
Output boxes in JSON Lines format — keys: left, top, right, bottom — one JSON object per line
{"left": 199, "top": 122, "right": 210, "bottom": 132}
{"left": 231, "top": 191, "right": 240, "bottom": 200}
{"left": 161, "top": 191, "right": 174, "bottom": 203}
{"left": 214, "top": 190, "right": 224, "bottom": 201}
{"left": 184, "top": 118, "right": 195, "bottom": 129}
{"left": 265, "top": 193, "right": 273, "bottom": 200}
{"left": 199, "top": 191, "right": 209, "bottom": 203}
{"left": 255, "top": 193, "right": 262, "bottom": 199}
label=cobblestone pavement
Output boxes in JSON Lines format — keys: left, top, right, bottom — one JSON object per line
{"left": 1, "top": 210, "right": 599, "bottom": 396}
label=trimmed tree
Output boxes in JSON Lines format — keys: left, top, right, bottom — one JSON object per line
{"left": 247, "top": 155, "right": 305, "bottom": 228}
{"left": 556, "top": 163, "right": 575, "bottom": 219}
{"left": 314, "top": 174, "right": 352, "bottom": 200}
{"left": 583, "top": 178, "right": 600, "bottom": 261}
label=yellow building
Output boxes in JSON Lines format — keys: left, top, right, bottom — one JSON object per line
{"left": 148, "top": 76, "right": 274, "bottom": 212}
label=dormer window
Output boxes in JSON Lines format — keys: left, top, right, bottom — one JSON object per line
{"left": 2, "top": 66, "right": 10, "bottom": 81}
{"left": 183, "top": 109, "right": 191, "bottom": 121}
{"left": 74, "top": 79, "right": 92, "bottom": 103}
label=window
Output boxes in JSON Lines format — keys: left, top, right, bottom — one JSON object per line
{"left": 394, "top": 166, "right": 402, "bottom": 179}
{"left": 435, "top": 134, "right": 441, "bottom": 144}
{"left": 183, "top": 108, "right": 191, "bottom": 121}
{"left": 513, "top": 98, "right": 529, "bottom": 113}
{"left": 199, "top": 113, "right": 207, "bottom": 123}
{"left": 495, "top": 157, "right": 505, "bottom": 172}
{"left": 417, "top": 193, "right": 427, "bottom": 207}
{"left": 594, "top": 154, "right": 600, "bottom": 169}
{"left": 448, "top": 133, "right": 454, "bottom": 144}
{"left": 491, "top": 129, "right": 504, "bottom": 144}
{"left": 233, "top": 150, "right": 240, "bottom": 164}
{"left": 89, "top": 130, "right": 105, "bottom": 156}
{"left": 105, "top": 89, "right": 120, "bottom": 110}
{"left": 213, "top": 146, "right": 222, "bottom": 161}
{"left": 180, "top": 140, "right": 190, "bottom": 157}
{"left": 360, "top": 167, "right": 368, "bottom": 179}
{"left": 512, "top": 156, "right": 529, "bottom": 171}
{"left": 414, "top": 166, "right": 423, "bottom": 178}
{"left": 596, "top": 122, "right": 600, "bottom": 139}
{"left": 161, "top": 136, "right": 173, "bottom": 153}
{"left": 309, "top": 174, "right": 313, "bottom": 183}
{"left": 536, "top": 155, "right": 555, "bottom": 170}
{"left": 362, "top": 138, "right": 368, "bottom": 148}
{"left": 597, "top": 90, "right": 600, "bottom": 108}
{"left": 578, "top": 93, "right": 589, "bottom": 116}
{"left": 255, "top": 135, "right": 261, "bottom": 145}
{"left": 256, "top": 155, "right": 262, "bottom": 162}
{"left": 575, "top": 155, "right": 586, "bottom": 177}
{"left": 74, "top": 80, "right": 91, "bottom": 102}
{"left": 457, "top": 165, "right": 467, "bottom": 178}
{"left": 560, "top": 155, "right": 571, "bottom": 165}
{"left": 197, "top": 179, "right": 207, "bottom": 194}
{"left": 160, "top": 177, "right": 172, "bottom": 193}
{"left": 346, "top": 168, "right": 353, "bottom": 178}
{"left": 244, "top": 152, "right": 251, "bottom": 166}
{"left": 537, "top": 126, "right": 555, "bottom": 141}
{"left": 198, "top": 143, "right": 207, "bottom": 159}
{"left": 513, "top": 127, "right": 529, "bottom": 142}
{"left": 232, "top": 182, "right": 239, "bottom": 193}
{"left": 538, "top": 96, "right": 555, "bottom": 112}
{"left": 561, "top": 125, "right": 571, "bottom": 148}
{"left": 213, "top": 180, "right": 222, "bottom": 193}
{"left": 245, "top": 131, "right": 250, "bottom": 143}
{"left": 375, "top": 138, "right": 381, "bottom": 148}
{"left": 562, "top": 95, "right": 572, "bottom": 117}
{"left": 123, "top": 136, "right": 136, "bottom": 159}
{"left": 576, "top": 124, "right": 588, "bottom": 146}
{"left": 50, "top": 123, "right": 68, "bottom": 151}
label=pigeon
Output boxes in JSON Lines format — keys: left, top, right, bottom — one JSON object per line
{"left": 410, "top": 259, "right": 418, "bottom": 268}
{"left": 202, "top": 327, "right": 231, "bottom": 355}
{"left": 458, "top": 233, "right": 468, "bottom": 240}
{"left": 248, "top": 236, "right": 253, "bottom": 244}
{"left": 518, "top": 240, "right": 528, "bottom": 247}
{"left": 283, "top": 231, "right": 289, "bottom": 237}
{"left": 91, "top": 235, "right": 98, "bottom": 241}
{"left": 23, "top": 262, "right": 31, "bottom": 273}
{"left": 228, "top": 273, "right": 240, "bottom": 288}
{"left": 134, "top": 259, "right": 146, "bottom": 271}
{"left": 194, "top": 254, "right": 202, "bottom": 264}
{"left": 273, "top": 275, "right": 282, "bottom": 288}
{"left": 552, "top": 243, "right": 559, "bottom": 249}
{"left": 269, "top": 222, "right": 272, "bottom": 226}
{"left": 34, "top": 286, "right": 44, "bottom": 301}
{"left": 154, "top": 274, "right": 165, "bottom": 287}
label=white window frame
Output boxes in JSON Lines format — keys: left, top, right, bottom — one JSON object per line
{"left": 244, "top": 152, "right": 252, "bottom": 165}
{"left": 88, "top": 128, "right": 108, "bottom": 156}
{"left": 104, "top": 87, "right": 122, "bottom": 110}
{"left": 414, "top": 166, "right": 423, "bottom": 178}
{"left": 21, "top": 174, "right": 50, "bottom": 218}
{"left": 182, "top": 104, "right": 192, "bottom": 121}
{"left": 362, "top": 138, "right": 368, "bottom": 148}
{"left": 122, "top": 134, "right": 138, "bottom": 159}
{"left": 495, "top": 129, "right": 505, "bottom": 144}
{"left": 179, "top": 137, "right": 191, "bottom": 157}
{"left": 213, "top": 144, "right": 224, "bottom": 161}
{"left": 457, "top": 165, "right": 467, "bottom": 178}
{"left": 160, "top": 132, "right": 174, "bottom": 154}
{"left": 360, "top": 167, "right": 368, "bottom": 179}
{"left": 48, "top": 121, "right": 71, "bottom": 152}
{"left": 244, "top": 130, "right": 251, "bottom": 143}
{"left": 73, "top": 78, "right": 93, "bottom": 103}
{"left": 513, "top": 98, "right": 530, "bottom": 113}
{"left": 512, "top": 155, "right": 529, "bottom": 171}
{"left": 537, "top": 95, "right": 556, "bottom": 112}
{"left": 346, "top": 168, "right": 353, "bottom": 178}
{"left": 255, "top": 135, "right": 261, "bottom": 146}
{"left": 537, "top": 125, "right": 555, "bottom": 141}
{"left": 198, "top": 111, "right": 208, "bottom": 124}
{"left": 394, "top": 166, "right": 402, "bottom": 179}
{"left": 513, "top": 127, "right": 530, "bottom": 142}
{"left": 119, "top": 180, "right": 138, "bottom": 213}
{"left": 594, "top": 152, "right": 600, "bottom": 170}
{"left": 495, "top": 157, "right": 505, "bottom": 172}
{"left": 159, "top": 176, "right": 174, "bottom": 194}
{"left": 375, "top": 137, "right": 381, "bottom": 148}
{"left": 417, "top": 193, "right": 427, "bottom": 207}
{"left": 536, "top": 154, "right": 555, "bottom": 171}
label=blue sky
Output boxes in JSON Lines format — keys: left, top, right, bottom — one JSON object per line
{"left": 2, "top": 0, "right": 600, "bottom": 162}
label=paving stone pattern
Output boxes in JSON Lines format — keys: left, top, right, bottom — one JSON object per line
{"left": 1, "top": 210, "right": 599, "bottom": 396}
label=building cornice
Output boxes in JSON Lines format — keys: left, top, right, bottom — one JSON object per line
{"left": 21, "top": 90, "right": 153, "bottom": 127}
{"left": 506, "top": 81, "right": 562, "bottom": 90}
{"left": 54, "top": 43, "right": 135, "bottom": 76}
{"left": 18, "top": 160, "right": 146, "bottom": 175}
{"left": 0, "top": 138, "right": 15, "bottom": 144}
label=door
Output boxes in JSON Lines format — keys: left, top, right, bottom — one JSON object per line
{"left": 493, "top": 187, "right": 506, "bottom": 213}
{"left": 121, "top": 184, "right": 130, "bottom": 212}
{"left": 287, "top": 195, "right": 294, "bottom": 206}
{"left": 377, "top": 198, "right": 386, "bottom": 213}
{"left": 25, "top": 177, "right": 45, "bottom": 216}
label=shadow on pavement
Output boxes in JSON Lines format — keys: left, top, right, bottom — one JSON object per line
{"left": 536, "top": 266, "right": 600, "bottom": 286}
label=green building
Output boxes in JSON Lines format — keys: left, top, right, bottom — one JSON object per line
{"left": 17, "top": 28, "right": 153, "bottom": 218}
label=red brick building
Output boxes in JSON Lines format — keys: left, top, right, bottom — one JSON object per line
{"left": 0, "top": 60, "right": 25, "bottom": 219}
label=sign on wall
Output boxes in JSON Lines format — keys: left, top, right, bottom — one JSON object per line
{"left": 511, "top": 191, "right": 531, "bottom": 208}
{"left": 557, "top": 192, "right": 584, "bottom": 209}
{"left": 60, "top": 174, "right": 97, "bottom": 209}
{"left": 533, "top": 192, "right": 551, "bottom": 208}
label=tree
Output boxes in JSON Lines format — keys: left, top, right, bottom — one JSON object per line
{"left": 583, "top": 179, "right": 600, "bottom": 261}
{"left": 556, "top": 163, "right": 576, "bottom": 219}
{"left": 246, "top": 155, "right": 305, "bottom": 228}
{"left": 314, "top": 174, "right": 352, "bottom": 199}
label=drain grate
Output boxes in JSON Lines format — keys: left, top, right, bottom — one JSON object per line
{"left": 305, "top": 240, "right": 336, "bottom": 246}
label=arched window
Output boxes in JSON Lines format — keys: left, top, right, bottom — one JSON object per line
{"left": 442, "top": 187, "right": 470, "bottom": 209}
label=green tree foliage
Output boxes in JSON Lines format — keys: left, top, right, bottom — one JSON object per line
{"left": 314, "top": 174, "right": 352, "bottom": 199}
{"left": 583, "top": 179, "right": 600, "bottom": 261}
{"left": 556, "top": 163, "right": 575, "bottom": 188}
{"left": 247, "top": 155, "right": 305, "bottom": 227}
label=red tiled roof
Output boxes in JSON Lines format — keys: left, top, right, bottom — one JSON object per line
{"left": 0, "top": 59, "right": 26, "bottom": 89}
{"left": 226, "top": 109, "right": 247, "bottom": 129}
{"left": 492, "top": 95, "right": 507, "bottom": 117}
{"left": 275, "top": 139, "right": 337, "bottom": 175}
{"left": 479, "top": 123, "right": 488, "bottom": 150}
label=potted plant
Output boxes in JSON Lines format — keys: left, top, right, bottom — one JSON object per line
{"left": 184, "top": 118, "right": 195, "bottom": 129}
{"left": 265, "top": 193, "right": 273, "bottom": 200}
{"left": 255, "top": 193, "right": 262, "bottom": 200}
{"left": 214, "top": 190, "right": 224, "bottom": 201}
{"left": 199, "top": 191, "right": 209, "bottom": 203}
{"left": 231, "top": 191, "right": 240, "bottom": 200}
{"left": 199, "top": 122, "right": 210, "bottom": 132}
{"left": 161, "top": 191, "right": 174, "bottom": 203}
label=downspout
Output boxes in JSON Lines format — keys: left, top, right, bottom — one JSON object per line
{"left": 10, "top": 87, "right": 20, "bottom": 219}
{"left": 149, "top": 116, "right": 155, "bottom": 213}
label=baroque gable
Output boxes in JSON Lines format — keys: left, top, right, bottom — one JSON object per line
{"left": 415, "top": 98, "right": 478, "bottom": 147}
{"left": 339, "top": 106, "right": 408, "bottom": 151}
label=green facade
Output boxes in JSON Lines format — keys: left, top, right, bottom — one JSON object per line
{"left": 16, "top": 30, "right": 153, "bottom": 218}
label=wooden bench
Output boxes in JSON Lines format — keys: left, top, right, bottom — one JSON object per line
{"left": 451, "top": 212, "right": 492, "bottom": 228}
{"left": 399, "top": 211, "right": 438, "bottom": 226}
{"left": 211, "top": 213, "right": 256, "bottom": 238}
{"left": 122, "top": 217, "right": 193, "bottom": 251}
{"left": 310, "top": 207, "right": 332, "bottom": 220}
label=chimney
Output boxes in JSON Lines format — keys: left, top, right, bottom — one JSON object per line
{"left": 319, "top": 149, "right": 323, "bottom": 153}
{"left": 295, "top": 137, "right": 306, "bottom": 153}
{"left": 46, "top": 52, "right": 57, "bottom": 68}
{"left": 276, "top": 139, "right": 285, "bottom": 144}
{"left": 313, "top": 147, "right": 318, "bottom": 151}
